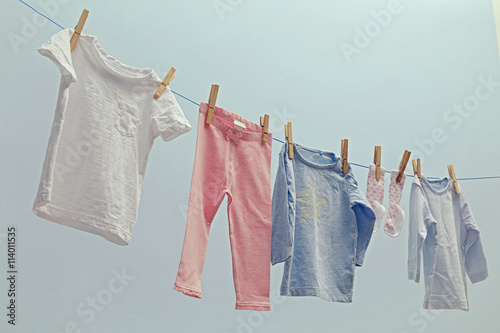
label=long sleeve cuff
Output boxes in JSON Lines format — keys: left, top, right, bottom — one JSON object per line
{"left": 355, "top": 253, "right": 366, "bottom": 267}
{"left": 271, "top": 248, "right": 292, "bottom": 265}
{"left": 408, "top": 270, "right": 420, "bottom": 283}
{"left": 469, "top": 270, "right": 488, "bottom": 284}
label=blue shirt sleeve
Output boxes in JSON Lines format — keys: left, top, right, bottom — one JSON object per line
{"left": 345, "top": 173, "right": 376, "bottom": 267}
{"left": 460, "top": 193, "right": 488, "bottom": 284}
{"left": 408, "top": 179, "right": 436, "bottom": 283}
{"left": 271, "top": 143, "right": 295, "bottom": 265}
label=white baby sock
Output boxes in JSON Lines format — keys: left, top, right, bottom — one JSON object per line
{"left": 366, "top": 164, "right": 386, "bottom": 233}
{"left": 384, "top": 170, "right": 406, "bottom": 238}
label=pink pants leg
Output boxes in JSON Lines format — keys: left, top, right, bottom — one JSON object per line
{"left": 174, "top": 102, "right": 273, "bottom": 311}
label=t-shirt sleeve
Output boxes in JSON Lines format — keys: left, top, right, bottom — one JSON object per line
{"left": 151, "top": 88, "right": 192, "bottom": 141}
{"left": 460, "top": 192, "right": 488, "bottom": 284}
{"left": 271, "top": 143, "right": 295, "bottom": 265}
{"left": 345, "top": 172, "right": 376, "bottom": 267}
{"left": 38, "top": 28, "right": 77, "bottom": 83}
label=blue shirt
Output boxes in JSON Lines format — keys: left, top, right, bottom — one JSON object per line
{"left": 271, "top": 142, "right": 376, "bottom": 302}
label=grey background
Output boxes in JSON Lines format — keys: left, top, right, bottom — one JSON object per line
{"left": 1, "top": 0, "right": 499, "bottom": 332}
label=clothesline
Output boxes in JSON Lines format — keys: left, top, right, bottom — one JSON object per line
{"left": 18, "top": 0, "right": 500, "bottom": 182}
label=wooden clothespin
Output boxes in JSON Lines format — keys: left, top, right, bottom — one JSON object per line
{"left": 260, "top": 114, "right": 270, "bottom": 142}
{"left": 448, "top": 165, "right": 460, "bottom": 194}
{"left": 396, "top": 150, "right": 411, "bottom": 182}
{"left": 341, "top": 139, "right": 349, "bottom": 174}
{"left": 70, "top": 9, "right": 89, "bottom": 51}
{"left": 284, "top": 122, "right": 294, "bottom": 159}
{"left": 373, "top": 146, "right": 381, "bottom": 180}
{"left": 412, "top": 158, "right": 421, "bottom": 184}
{"left": 206, "top": 84, "right": 219, "bottom": 125}
{"left": 154, "top": 67, "right": 176, "bottom": 98}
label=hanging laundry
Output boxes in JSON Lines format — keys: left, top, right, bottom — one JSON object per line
{"left": 366, "top": 163, "right": 387, "bottom": 233}
{"left": 384, "top": 170, "right": 407, "bottom": 237}
{"left": 32, "top": 28, "right": 191, "bottom": 245}
{"left": 271, "top": 142, "right": 375, "bottom": 302}
{"left": 408, "top": 175, "right": 488, "bottom": 311}
{"left": 173, "top": 102, "right": 273, "bottom": 311}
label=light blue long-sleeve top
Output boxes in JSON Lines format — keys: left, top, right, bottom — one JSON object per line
{"left": 408, "top": 175, "right": 488, "bottom": 311}
{"left": 271, "top": 142, "right": 376, "bottom": 302}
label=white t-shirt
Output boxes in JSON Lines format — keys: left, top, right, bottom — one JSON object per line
{"left": 33, "top": 28, "right": 192, "bottom": 245}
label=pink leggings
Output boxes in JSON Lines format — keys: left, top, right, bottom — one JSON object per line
{"left": 174, "top": 102, "right": 273, "bottom": 311}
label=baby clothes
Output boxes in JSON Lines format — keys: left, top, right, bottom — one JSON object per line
{"left": 366, "top": 163, "right": 386, "bottom": 233}
{"left": 33, "top": 29, "right": 191, "bottom": 245}
{"left": 271, "top": 143, "right": 376, "bottom": 302}
{"left": 384, "top": 170, "right": 406, "bottom": 237}
{"left": 408, "top": 175, "right": 488, "bottom": 311}
{"left": 174, "top": 103, "right": 273, "bottom": 311}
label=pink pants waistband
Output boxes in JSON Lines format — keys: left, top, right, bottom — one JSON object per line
{"left": 199, "top": 102, "right": 272, "bottom": 142}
